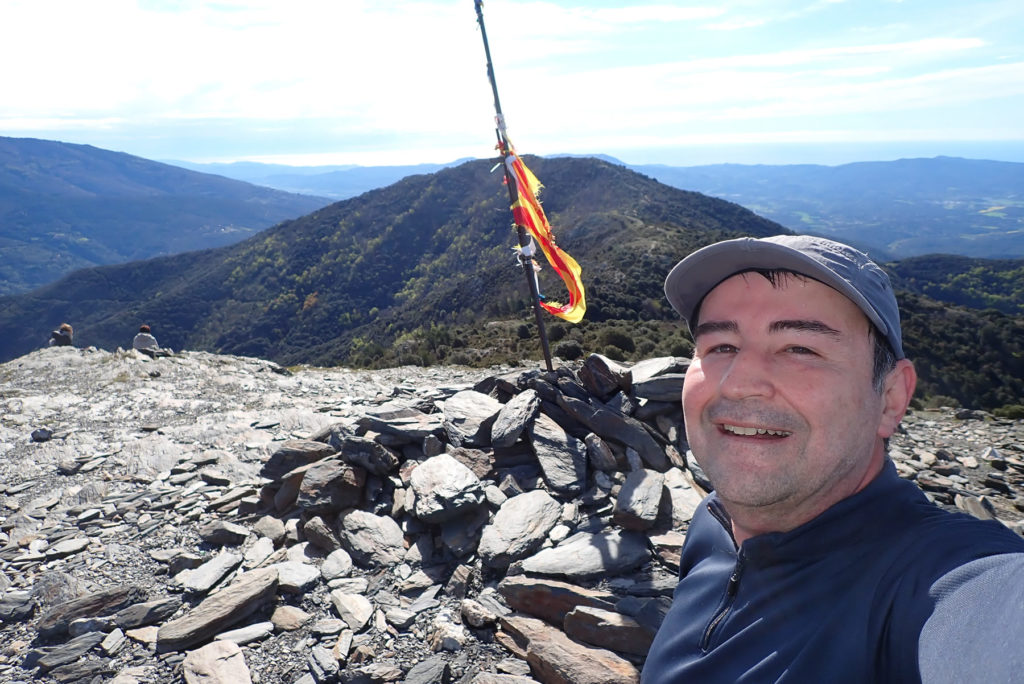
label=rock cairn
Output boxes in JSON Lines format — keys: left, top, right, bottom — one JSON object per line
{"left": 1, "top": 346, "right": 1022, "bottom": 683}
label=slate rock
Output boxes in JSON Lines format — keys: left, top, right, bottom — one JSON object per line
{"left": 529, "top": 413, "right": 588, "bottom": 494}
{"left": 271, "top": 604, "right": 312, "bottom": 631}
{"left": 491, "top": 389, "right": 541, "bottom": 448}
{"left": 613, "top": 469, "right": 665, "bottom": 530}
{"left": 520, "top": 530, "right": 651, "bottom": 579}
{"left": 50, "top": 658, "right": 115, "bottom": 683}
{"left": 178, "top": 551, "right": 242, "bottom": 593}
{"left": 497, "top": 576, "right": 618, "bottom": 626}
{"left": 252, "top": 515, "right": 287, "bottom": 545}
{"left": 114, "top": 596, "right": 183, "bottom": 629}
{"left": 631, "top": 374, "right": 686, "bottom": 403}
{"left": 302, "top": 515, "right": 342, "bottom": 553}
{"left": 357, "top": 403, "right": 444, "bottom": 443}
{"left": 500, "top": 614, "right": 640, "bottom": 684}
{"left": 260, "top": 440, "right": 336, "bottom": 480}
{"left": 337, "top": 435, "right": 400, "bottom": 476}
{"left": 410, "top": 453, "right": 486, "bottom": 523}
{"left": 479, "top": 490, "right": 563, "bottom": 568}
{"left": 182, "top": 640, "right": 253, "bottom": 684}
{"left": 268, "top": 560, "right": 321, "bottom": 593}
{"left": 578, "top": 354, "right": 630, "bottom": 401}
{"left": 404, "top": 654, "right": 452, "bottom": 684}
{"left": 564, "top": 605, "right": 655, "bottom": 656}
{"left": 297, "top": 458, "right": 367, "bottom": 513}
{"left": 338, "top": 508, "right": 406, "bottom": 567}
{"left": 0, "top": 590, "right": 35, "bottom": 623}
{"left": 556, "top": 395, "right": 669, "bottom": 472}
{"left": 331, "top": 591, "right": 373, "bottom": 632}
{"left": 443, "top": 390, "right": 503, "bottom": 447}
{"left": 662, "top": 467, "right": 704, "bottom": 526}
{"left": 321, "top": 548, "right": 354, "bottom": 581}
{"left": 31, "top": 630, "right": 106, "bottom": 672}
{"left": 198, "top": 520, "right": 250, "bottom": 547}
{"left": 36, "top": 584, "right": 147, "bottom": 639}
{"left": 215, "top": 621, "right": 275, "bottom": 645}
{"left": 157, "top": 567, "right": 279, "bottom": 652}
{"left": 585, "top": 433, "right": 620, "bottom": 472}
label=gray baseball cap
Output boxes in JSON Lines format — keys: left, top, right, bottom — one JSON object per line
{"left": 664, "top": 234, "right": 904, "bottom": 359}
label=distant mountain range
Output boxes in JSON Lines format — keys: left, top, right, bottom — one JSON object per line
{"left": 167, "top": 159, "right": 470, "bottom": 200}
{"left": 1, "top": 154, "right": 1022, "bottom": 410}
{"left": 178, "top": 154, "right": 1024, "bottom": 260}
{"left": 632, "top": 157, "right": 1024, "bottom": 260}
{"left": 5, "top": 135, "right": 1023, "bottom": 299}
{"left": 0, "top": 137, "right": 329, "bottom": 295}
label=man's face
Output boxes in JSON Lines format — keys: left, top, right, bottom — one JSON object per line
{"left": 682, "top": 271, "right": 890, "bottom": 529}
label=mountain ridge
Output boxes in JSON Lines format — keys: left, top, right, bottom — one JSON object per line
{"left": 0, "top": 156, "right": 781, "bottom": 363}
{"left": 1, "top": 150, "right": 1022, "bottom": 411}
{"left": 0, "top": 136, "right": 330, "bottom": 295}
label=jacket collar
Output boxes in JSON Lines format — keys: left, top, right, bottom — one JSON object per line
{"left": 708, "top": 459, "right": 921, "bottom": 565}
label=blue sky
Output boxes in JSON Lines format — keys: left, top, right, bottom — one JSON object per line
{"left": 2, "top": 0, "right": 1022, "bottom": 167}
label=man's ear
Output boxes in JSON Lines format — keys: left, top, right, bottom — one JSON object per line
{"left": 878, "top": 359, "right": 917, "bottom": 439}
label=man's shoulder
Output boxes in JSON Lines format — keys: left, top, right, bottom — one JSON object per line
{"left": 880, "top": 500, "right": 1024, "bottom": 604}
{"left": 918, "top": 552, "right": 1024, "bottom": 682}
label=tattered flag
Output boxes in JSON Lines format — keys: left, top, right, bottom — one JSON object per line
{"left": 504, "top": 144, "right": 586, "bottom": 323}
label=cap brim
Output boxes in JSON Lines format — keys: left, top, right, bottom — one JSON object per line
{"left": 664, "top": 238, "right": 890, "bottom": 339}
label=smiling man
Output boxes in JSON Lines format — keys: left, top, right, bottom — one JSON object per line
{"left": 641, "top": 235, "right": 1024, "bottom": 683}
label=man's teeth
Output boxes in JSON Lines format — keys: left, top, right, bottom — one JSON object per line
{"left": 723, "top": 424, "right": 791, "bottom": 437}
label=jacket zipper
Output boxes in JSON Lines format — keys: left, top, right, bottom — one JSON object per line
{"left": 700, "top": 552, "right": 745, "bottom": 651}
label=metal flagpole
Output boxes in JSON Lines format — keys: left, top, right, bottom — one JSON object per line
{"left": 473, "top": 0, "right": 554, "bottom": 372}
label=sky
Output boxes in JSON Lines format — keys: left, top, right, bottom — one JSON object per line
{"left": 2, "top": 0, "right": 1023, "bottom": 168}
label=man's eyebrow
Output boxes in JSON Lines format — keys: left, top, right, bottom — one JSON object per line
{"left": 769, "top": 319, "right": 841, "bottom": 337}
{"left": 692, "top": 320, "right": 738, "bottom": 338}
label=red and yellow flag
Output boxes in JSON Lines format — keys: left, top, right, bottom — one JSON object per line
{"left": 504, "top": 146, "right": 586, "bottom": 323}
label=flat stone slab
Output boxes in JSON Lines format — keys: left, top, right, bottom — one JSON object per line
{"left": 157, "top": 567, "right": 278, "bottom": 652}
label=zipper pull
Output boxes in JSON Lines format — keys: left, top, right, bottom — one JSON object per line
{"left": 727, "top": 553, "right": 745, "bottom": 597}
{"left": 727, "top": 570, "right": 740, "bottom": 596}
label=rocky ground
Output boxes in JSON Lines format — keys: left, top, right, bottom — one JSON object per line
{"left": 0, "top": 346, "right": 1022, "bottom": 684}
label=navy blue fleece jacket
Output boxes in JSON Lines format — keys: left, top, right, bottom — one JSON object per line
{"left": 642, "top": 460, "right": 1024, "bottom": 683}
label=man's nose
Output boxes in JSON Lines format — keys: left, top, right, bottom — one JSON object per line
{"left": 718, "top": 349, "right": 775, "bottom": 400}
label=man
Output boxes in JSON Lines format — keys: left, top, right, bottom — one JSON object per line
{"left": 48, "top": 323, "right": 73, "bottom": 347}
{"left": 133, "top": 324, "right": 171, "bottom": 358}
{"left": 642, "top": 235, "right": 1024, "bottom": 683}
{"left": 133, "top": 324, "right": 159, "bottom": 352}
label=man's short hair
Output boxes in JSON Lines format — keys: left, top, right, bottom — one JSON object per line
{"left": 870, "top": 326, "right": 898, "bottom": 393}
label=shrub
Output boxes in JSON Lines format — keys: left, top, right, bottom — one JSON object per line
{"left": 602, "top": 345, "right": 626, "bottom": 361}
{"left": 670, "top": 342, "right": 692, "bottom": 357}
{"left": 924, "top": 395, "right": 961, "bottom": 409}
{"left": 555, "top": 340, "right": 584, "bottom": 360}
{"left": 599, "top": 329, "right": 635, "bottom": 353}
{"left": 993, "top": 404, "right": 1024, "bottom": 420}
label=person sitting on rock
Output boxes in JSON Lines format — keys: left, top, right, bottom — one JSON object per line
{"left": 132, "top": 324, "right": 171, "bottom": 358}
{"left": 48, "top": 323, "right": 73, "bottom": 347}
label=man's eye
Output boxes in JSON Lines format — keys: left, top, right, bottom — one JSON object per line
{"left": 707, "top": 344, "right": 737, "bottom": 354}
{"left": 785, "top": 345, "right": 815, "bottom": 355}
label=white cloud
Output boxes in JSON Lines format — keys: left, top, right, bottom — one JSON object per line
{"left": 1, "top": 1, "right": 1020, "bottom": 165}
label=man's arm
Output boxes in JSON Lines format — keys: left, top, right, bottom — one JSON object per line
{"left": 918, "top": 553, "right": 1024, "bottom": 683}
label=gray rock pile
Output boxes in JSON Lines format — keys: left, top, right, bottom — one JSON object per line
{"left": 1, "top": 346, "right": 1022, "bottom": 683}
